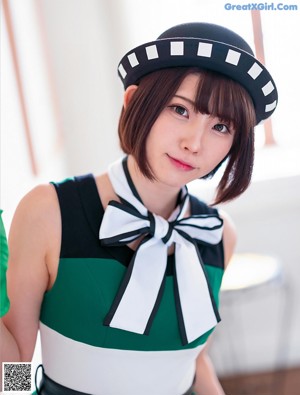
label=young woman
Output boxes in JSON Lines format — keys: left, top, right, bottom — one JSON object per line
{"left": 1, "top": 22, "right": 278, "bottom": 395}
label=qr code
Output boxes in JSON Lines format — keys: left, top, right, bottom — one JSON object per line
{"left": 2, "top": 363, "right": 32, "bottom": 392}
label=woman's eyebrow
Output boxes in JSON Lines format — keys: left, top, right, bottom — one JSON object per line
{"left": 173, "top": 94, "right": 196, "bottom": 107}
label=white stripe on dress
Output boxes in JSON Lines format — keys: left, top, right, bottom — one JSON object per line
{"left": 40, "top": 322, "right": 205, "bottom": 395}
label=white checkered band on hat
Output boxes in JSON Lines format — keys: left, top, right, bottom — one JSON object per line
{"left": 117, "top": 22, "right": 278, "bottom": 124}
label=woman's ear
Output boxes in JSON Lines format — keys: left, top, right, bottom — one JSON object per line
{"left": 123, "top": 85, "right": 138, "bottom": 109}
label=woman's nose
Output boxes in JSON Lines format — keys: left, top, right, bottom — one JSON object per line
{"left": 181, "top": 126, "right": 204, "bottom": 154}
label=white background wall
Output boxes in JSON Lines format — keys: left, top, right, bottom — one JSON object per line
{"left": 1, "top": 0, "right": 299, "bottom": 382}
{"left": 206, "top": 174, "right": 300, "bottom": 376}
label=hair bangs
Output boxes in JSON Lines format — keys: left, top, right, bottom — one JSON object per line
{"left": 194, "top": 70, "right": 256, "bottom": 133}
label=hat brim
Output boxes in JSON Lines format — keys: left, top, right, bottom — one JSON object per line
{"left": 118, "top": 37, "right": 278, "bottom": 124}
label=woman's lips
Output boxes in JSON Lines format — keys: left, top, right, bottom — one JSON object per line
{"left": 168, "top": 155, "right": 195, "bottom": 171}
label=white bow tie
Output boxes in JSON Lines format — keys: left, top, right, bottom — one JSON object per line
{"left": 99, "top": 156, "right": 223, "bottom": 345}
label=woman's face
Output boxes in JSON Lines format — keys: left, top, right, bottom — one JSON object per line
{"left": 145, "top": 73, "right": 235, "bottom": 189}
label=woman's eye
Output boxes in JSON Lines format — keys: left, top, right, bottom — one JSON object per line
{"left": 170, "top": 105, "right": 189, "bottom": 118}
{"left": 213, "top": 123, "right": 229, "bottom": 134}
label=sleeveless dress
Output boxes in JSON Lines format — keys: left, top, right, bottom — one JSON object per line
{"left": 38, "top": 175, "right": 224, "bottom": 395}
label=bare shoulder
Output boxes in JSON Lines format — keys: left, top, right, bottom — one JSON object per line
{"left": 218, "top": 209, "right": 237, "bottom": 269}
{"left": 13, "top": 183, "right": 59, "bottom": 216}
{"left": 4, "top": 184, "right": 61, "bottom": 360}
{"left": 8, "top": 183, "right": 61, "bottom": 289}
{"left": 9, "top": 183, "right": 60, "bottom": 251}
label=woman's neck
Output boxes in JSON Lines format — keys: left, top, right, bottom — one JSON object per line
{"left": 127, "top": 156, "right": 181, "bottom": 219}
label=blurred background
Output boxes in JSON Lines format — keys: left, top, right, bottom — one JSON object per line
{"left": 1, "top": 0, "right": 299, "bottom": 394}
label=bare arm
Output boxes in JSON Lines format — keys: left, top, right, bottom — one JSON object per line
{"left": 193, "top": 347, "right": 226, "bottom": 395}
{"left": 220, "top": 209, "right": 237, "bottom": 269}
{"left": 0, "top": 184, "right": 60, "bottom": 370}
{"left": 193, "top": 211, "right": 236, "bottom": 394}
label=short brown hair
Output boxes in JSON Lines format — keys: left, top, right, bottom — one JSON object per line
{"left": 118, "top": 67, "right": 256, "bottom": 205}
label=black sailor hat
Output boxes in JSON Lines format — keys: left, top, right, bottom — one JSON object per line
{"left": 117, "top": 22, "right": 278, "bottom": 124}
